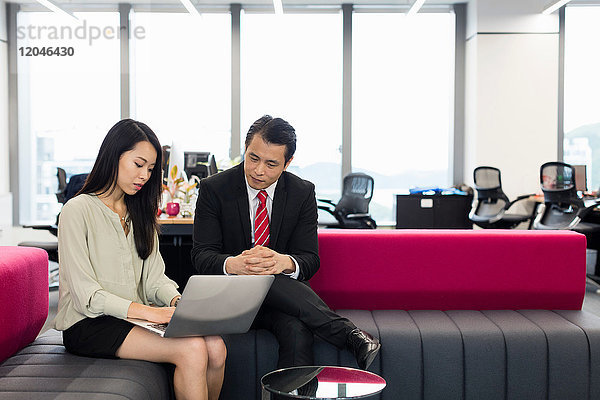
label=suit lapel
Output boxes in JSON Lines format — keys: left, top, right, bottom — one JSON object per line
{"left": 271, "top": 173, "right": 287, "bottom": 247}
{"left": 235, "top": 164, "right": 252, "bottom": 248}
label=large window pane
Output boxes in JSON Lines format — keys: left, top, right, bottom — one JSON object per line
{"left": 17, "top": 11, "right": 120, "bottom": 224}
{"left": 131, "top": 12, "right": 231, "bottom": 163}
{"left": 353, "top": 12, "right": 455, "bottom": 225}
{"left": 563, "top": 6, "right": 600, "bottom": 191}
{"left": 241, "top": 12, "right": 343, "bottom": 209}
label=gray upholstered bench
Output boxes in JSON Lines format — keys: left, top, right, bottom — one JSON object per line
{"left": 5, "top": 309, "right": 600, "bottom": 400}
{"left": 0, "top": 329, "right": 173, "bottom": 400}
{"left": 220, "top": 309, "right": 600, "bottom": 400}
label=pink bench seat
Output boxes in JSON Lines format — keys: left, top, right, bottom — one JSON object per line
{"left": 0, "top": 246, "right": 48, "bottom": 362}
{"left": 312, "top": 229, "right": 586, "bottom": 310}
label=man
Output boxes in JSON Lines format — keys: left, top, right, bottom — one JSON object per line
{"left": 191, "top": 115, "right": 380, "bottom": 369}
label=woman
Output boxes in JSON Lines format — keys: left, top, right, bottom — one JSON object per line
{"left": 54, "top": 119, "right": 226, "bottom": 400}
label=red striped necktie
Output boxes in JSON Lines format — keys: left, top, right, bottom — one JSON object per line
{"left": 254, "top": 190, "right": 270, "bottom": 247}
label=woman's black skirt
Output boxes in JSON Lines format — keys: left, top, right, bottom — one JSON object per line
{"left": 62, "top": 315, "right": 135, "bottom": 359}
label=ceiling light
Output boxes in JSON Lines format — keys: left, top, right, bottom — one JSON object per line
{"left": 542, "top": 0, "right": 572, "bottom": 15}
{"left": 273, "top": 0, "right": 283, "bottom": 15}
{"left": 36, "top": 0, "right": 78, "bottom": 21}
{"left": 180, "top": 0, "right": 200, "bottom": 17}
{"left": 407, "top": 0, "right": 426, "bottom": 16}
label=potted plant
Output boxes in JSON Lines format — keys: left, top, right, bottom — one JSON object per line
{"left": 162, "top": 165, "right": 184, "bottom": 216}
{"left": 162, "top": 165, "right": 200, "bottom": 217}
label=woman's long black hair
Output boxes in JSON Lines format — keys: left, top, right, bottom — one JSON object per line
{"left": 78, "top": 119, "right": 162, "bottom": 259}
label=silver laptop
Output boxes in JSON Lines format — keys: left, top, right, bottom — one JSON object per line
{"left": 127, "top": 275, "right": 274, "bottom": 337}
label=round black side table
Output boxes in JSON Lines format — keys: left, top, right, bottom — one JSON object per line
{"left": 261, "top": 366, "right": 386, "bottom": 399}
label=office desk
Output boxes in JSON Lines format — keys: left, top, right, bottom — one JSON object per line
{"left": 158, "top": 216, "right": 194, "bottom": 289}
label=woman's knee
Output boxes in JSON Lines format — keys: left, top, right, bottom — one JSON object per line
{"left": 205, "top": 336, "right": 227, "bottom": 369}
{"left": 175, "top": 337, "right": 209, "bottom": 369}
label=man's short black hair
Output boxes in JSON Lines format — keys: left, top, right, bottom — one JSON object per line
{"left": 245, "top": 115, "right": 297, "bottom": 164}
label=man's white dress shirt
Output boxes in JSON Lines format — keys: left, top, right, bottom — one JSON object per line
{"left": 222, "top": 176, "right": 300, "bottom": 279}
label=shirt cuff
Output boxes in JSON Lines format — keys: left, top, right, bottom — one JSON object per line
{"left": 223, "top": 256, "right": 234, "bottom": 275}
{"left": 156, "top": 285, "right": 181, "bottom": 307}
{"left": 104, "top": 294, "right": 133, "bottom": 319}
{"left": 283, "top": 255, "right": 300, "bottom": 280}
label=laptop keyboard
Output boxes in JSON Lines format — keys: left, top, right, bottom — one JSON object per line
{"left": 149, "top": 323, "right": 168, "bottom": 332}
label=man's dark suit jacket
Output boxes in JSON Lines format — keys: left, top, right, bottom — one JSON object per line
{"left": 191, "top": 163, "right": 320, "bottom": 282}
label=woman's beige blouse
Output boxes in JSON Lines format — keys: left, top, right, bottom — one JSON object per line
{"left": 54, "top": 194, "right": 180, "bottom": 331}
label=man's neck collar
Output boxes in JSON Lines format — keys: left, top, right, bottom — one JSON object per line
{"left": 244, "top": 175, "right": 278, "bottom": 199}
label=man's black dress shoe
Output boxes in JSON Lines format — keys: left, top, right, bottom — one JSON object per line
{"left": 347, "top": 328, "right": 381, "bottom": 370}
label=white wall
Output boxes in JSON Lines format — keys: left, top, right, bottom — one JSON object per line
{"left": 464, "top": 0, "right": 559, "bottom": 207}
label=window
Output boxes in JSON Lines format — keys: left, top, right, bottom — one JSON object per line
{"left": 563, "top": 6, "right": 600, "bottom": 191}
{"left": 352, "top": 12, "right": 455, "bottom": 224}
{"left": 131, "top": 12, "right": 231, "bottom": 164}
{"left": 241, "top": 11, "right": 343, "bottom": 205}
{"left": 17, "top": 11, "right": 120, "bottom": 224}
{"left": 13, "top": 6, "right": 459, "bottom": 227}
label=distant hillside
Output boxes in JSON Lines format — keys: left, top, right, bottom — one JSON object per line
{"left": 289, "top": 162, "right": 448, "bottom": 191}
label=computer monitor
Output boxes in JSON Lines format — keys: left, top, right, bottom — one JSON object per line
{"left": 184, "top": 152, "right": 213, "bottom": 179}
{"left": 161, "top": 145, "right": 171, "bottom": 184}
{"left": 573, "top": 164, "right": 587, "bottom": 192}
{"left": 208, "top": 154, "right": 218, "bottom": 176}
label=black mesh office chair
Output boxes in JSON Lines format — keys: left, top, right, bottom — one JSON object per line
{"left": 533, "top": 161, "right": 600, "bottom": 287}
{"left": 533, "top": 162, "right": 600, "bottom": 231}
{"left": 469, "top": 166, "right": 535, "bottom": 229}
{"left": 318, "top": 173, "right": 377, "bottom": 229}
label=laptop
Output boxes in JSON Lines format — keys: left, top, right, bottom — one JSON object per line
{"left": 127, "top": 275, "right": 274, "bottom": 337}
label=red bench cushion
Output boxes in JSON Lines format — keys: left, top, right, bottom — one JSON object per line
{"left": 312, "top": 230, "right": 586, "bottom": 310}
{"left": 0, "top": 246, "right": 49, "bottom": 362}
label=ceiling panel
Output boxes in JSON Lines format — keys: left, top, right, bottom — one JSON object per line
{"left": 9, "top": 0, "right": 466, "bottom": 8}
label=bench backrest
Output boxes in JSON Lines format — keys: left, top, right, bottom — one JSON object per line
{"left": 311, "top": 229, "right": 586, "bottom": 310}
{"left": 0, "top": 246, "right": 49, "bottom": 362}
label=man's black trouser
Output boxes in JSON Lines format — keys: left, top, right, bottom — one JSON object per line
{"left": 252, "top": 274, "right": 356, "bottom": 368}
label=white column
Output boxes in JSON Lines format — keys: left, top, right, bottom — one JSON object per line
{"left": 464, "top": 0, "right": 560, "bottom": 201}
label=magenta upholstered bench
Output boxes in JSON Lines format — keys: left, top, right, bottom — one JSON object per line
{"left": 219, "top": 229, "right": 600, "bottom": 400}
{"left": 311, "top": 229, "right": 586, "bottom": 310}
{"left": 304, "top": 229, "right": 600, "bottom": 400}
{"left": 0, "top": 246, "right": 173, "bottom": 400}
{"left": 0, "top": 246, "right": 48, "bottom": 363}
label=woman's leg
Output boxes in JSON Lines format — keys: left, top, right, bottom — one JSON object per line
{"left": 203, "top": 335, "right": 227, "bottom": 400}
{"left": 116, "top": 326, "right": 216, "bottom": 400}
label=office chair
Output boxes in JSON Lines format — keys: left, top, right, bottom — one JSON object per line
{"left": 532, "top": 161, "right": 600, "bottom": 289}
{"left": 469, "top": 166, "right": 535, "bottom": 229}
{"left": 318, "top": 172, "right": 377, "bottom": 229}
{"left": 533, "top": 162, "right": 600, "bottom": 230}
{"left": 19, "top": 168, "right": 88, "bottom": 289}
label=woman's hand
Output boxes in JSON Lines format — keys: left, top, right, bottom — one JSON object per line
{"left": 127, "top": 302, "right": 175, "bottom": 324}
{"left": 143, "top": 306, "right": 176, "bottom": 324}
